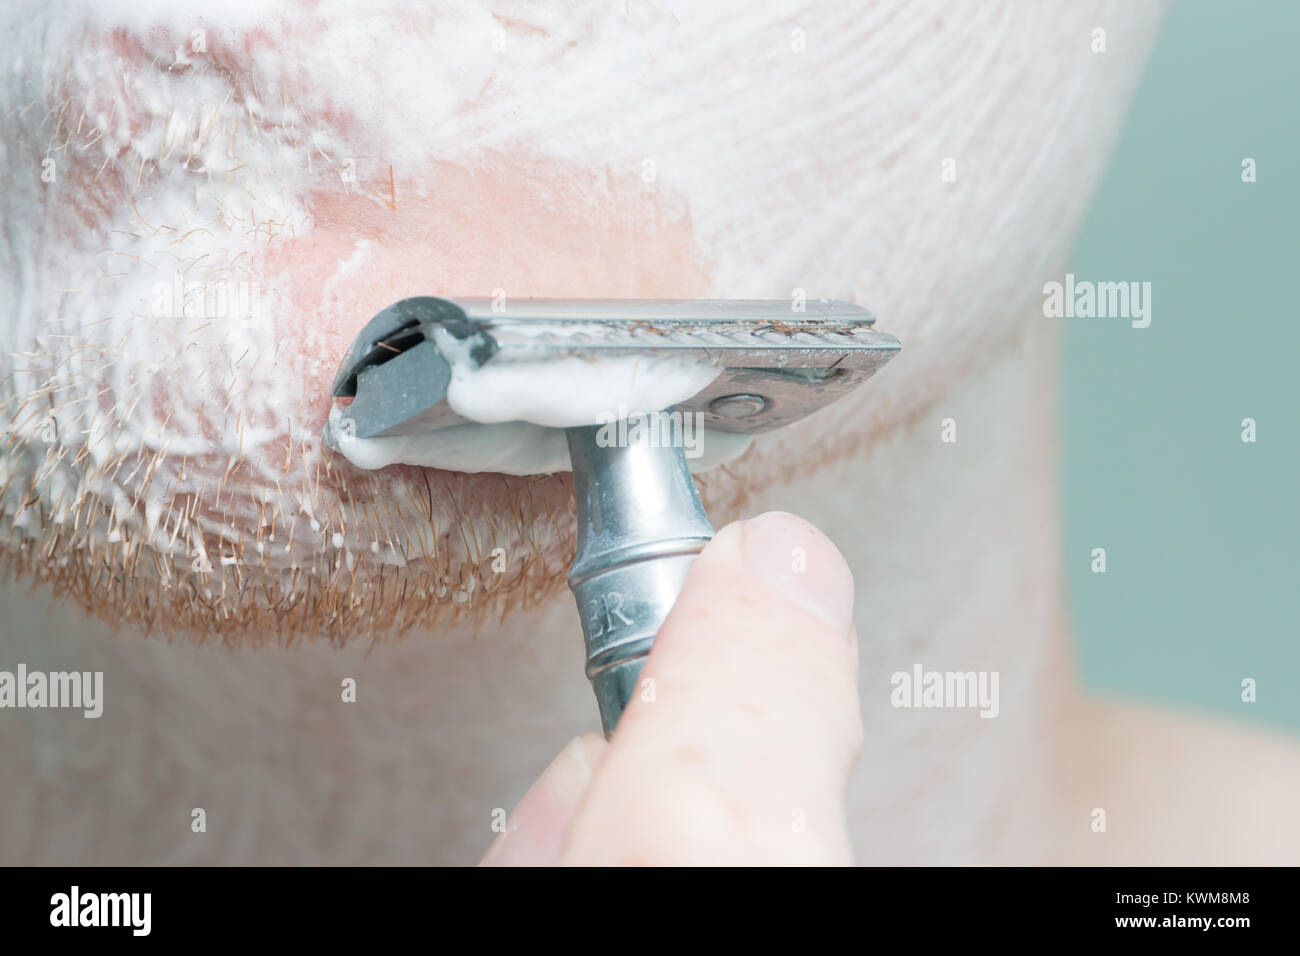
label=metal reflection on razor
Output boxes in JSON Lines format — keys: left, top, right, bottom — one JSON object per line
{"left": 324, "top": 297, "right": 900, "bottom": 735}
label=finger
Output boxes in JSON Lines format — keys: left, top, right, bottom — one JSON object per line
{"left": 479, "top": 732, "right": 608, "bottom": 866}
{"left": 561, "top": 511, "right": 862, "bottom": 866}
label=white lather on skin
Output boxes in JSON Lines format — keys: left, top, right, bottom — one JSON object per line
{"left": 0, "top": 0, "right": 1164, "bottom": 635}
{"left": 14, "top": 2, "right": 1294, "bottom": 873}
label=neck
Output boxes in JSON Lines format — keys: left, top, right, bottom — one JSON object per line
{"left": 0, "top": 321, "right": 1078, "bottom": 865}
{"left": 738, "top": 321, "right": 1075, "bottom": 863}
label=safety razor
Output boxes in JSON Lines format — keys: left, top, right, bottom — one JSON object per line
{"left": 325, "top": 297, "right": 900, "bottom": 735}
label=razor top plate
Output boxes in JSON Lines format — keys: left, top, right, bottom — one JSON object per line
{"left": 328, "top": 297, "right": 900, "bottom": 442}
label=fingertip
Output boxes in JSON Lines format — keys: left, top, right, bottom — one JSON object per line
{"left": 738, "top": 511, "right": 856, "bottom": 635}
{"left": 479, "top": 732, "right": 608, "bottom": 866}
{"left": 682, "top": 512, "right": 857, "bottom": 658}
{"left": 564, "top": 512, "right": 863, "bottom": 864}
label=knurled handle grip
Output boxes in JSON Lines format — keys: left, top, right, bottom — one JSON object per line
{"left": 566, "top": 422, "right": 714, "bottom": 736}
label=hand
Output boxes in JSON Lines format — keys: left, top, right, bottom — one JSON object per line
{"left": 480, "top": 511, "right": 862, "bottom": 866}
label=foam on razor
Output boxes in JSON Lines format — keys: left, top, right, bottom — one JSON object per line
{"left": 328, "top": 348, "right": 753, "bottom": 476}
{"left": 432, "top": 329, "right": 718, "bottom": 428}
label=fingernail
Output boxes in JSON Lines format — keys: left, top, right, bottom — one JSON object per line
{"left": 740, "top": 511, "right": 856, "bottom": 634}
{"left": 552, "top": 734, "right": 597, "bottom": 799}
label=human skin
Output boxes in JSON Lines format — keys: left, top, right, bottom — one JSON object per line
{"left": 486, "top": 511, "right": 862, "bottom": 866}
{"left": 3, "top": 1, "right": 1299, "bottom": 865}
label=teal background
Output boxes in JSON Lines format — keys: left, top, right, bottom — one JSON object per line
{"left": 1064, "top": 0, "right": 1299, "bottom": 731}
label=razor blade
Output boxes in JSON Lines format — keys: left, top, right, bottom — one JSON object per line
{"left": 325, "top": 296, "right": 900, "bottom": 736}
{"left": 327, "top": 297, "right": 900, "bottom": 443}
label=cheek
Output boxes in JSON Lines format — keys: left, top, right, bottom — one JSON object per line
{"left": 264, "top": 153, "right": 713, "bottom": 428}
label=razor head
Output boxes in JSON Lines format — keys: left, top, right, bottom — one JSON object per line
{"left": 327, "top": 296, "right": 900, "bottom": 444}
{"left": 329, "top": 297, "right": 491, "bottom": 441}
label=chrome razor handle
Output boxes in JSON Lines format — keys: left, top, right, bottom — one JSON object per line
{"left": 326, "top": 297, "right": 899, "bottom": 733}
{"left": 565, "top": 420, "right": 715, "bottom": 736}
